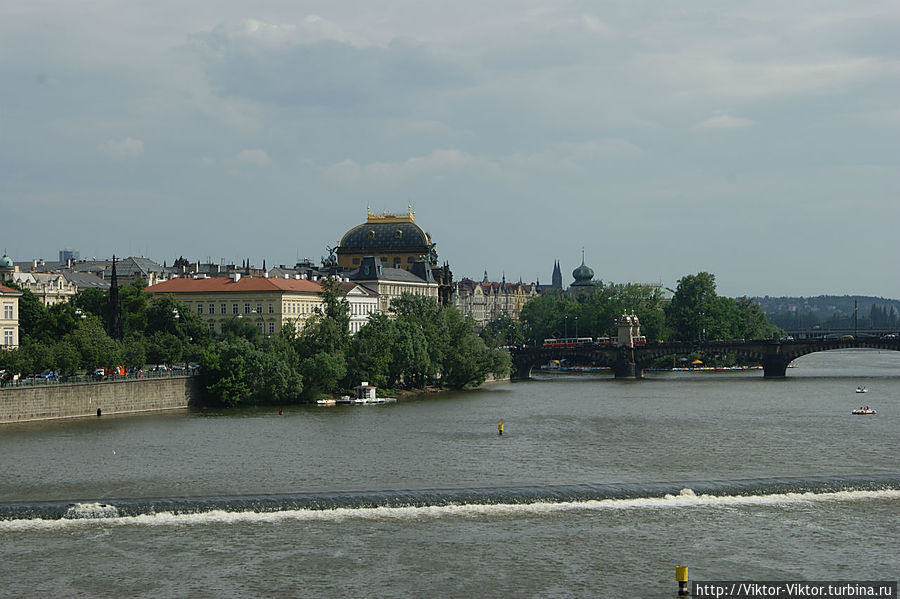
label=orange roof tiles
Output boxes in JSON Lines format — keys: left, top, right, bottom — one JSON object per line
{"left": 145, "top": 277, "right": 324, "bottom": 294}
{"left": 0, "top": 284, "right": 22, "bottom": 295}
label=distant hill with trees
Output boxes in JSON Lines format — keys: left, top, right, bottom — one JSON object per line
{"left": 752, "top": 295, "right": 900, "bottom": 330}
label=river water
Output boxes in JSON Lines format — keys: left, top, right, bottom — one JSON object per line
{"left": 1, "top": 349, "right": 898, "bottom": 597}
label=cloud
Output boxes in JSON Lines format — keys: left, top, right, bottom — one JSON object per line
{"left": 99, "top": 137, "right": 144, "bottom": 160}
{"left": 226, "top": 149, "right": 271, "bottom": 166}
{"left": 697, "top": 113, "right": 754, "bottom": 130}
{"left": 323, "top": 148, "right": 473, "bottom": 182}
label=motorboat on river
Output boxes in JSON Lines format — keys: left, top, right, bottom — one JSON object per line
{"left": 851, "top": 408, "right": 876, "bottom": 415}
{"left": 317, "top": 383, "right": 396, "bottom": 406}
{"left": 855, "top": 386, "right": 868, "bottom": 393}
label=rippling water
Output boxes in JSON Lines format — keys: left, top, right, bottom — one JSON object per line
{"left": 1, "top": 349, "right": 898, "bottom": 597}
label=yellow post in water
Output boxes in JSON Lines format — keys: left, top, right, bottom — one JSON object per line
{"left": 498, "top": 419, "right": 504, "bottom": 435}
{"left": 676, "top": 566, "right": 689, "bottom": 596}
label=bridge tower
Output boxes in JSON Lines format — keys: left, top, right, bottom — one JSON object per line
{"left": 616, "top": 313, "right": 641, "bottom": 348}
{"left": 613, "top": 312, "right": 642, "bottom": 378}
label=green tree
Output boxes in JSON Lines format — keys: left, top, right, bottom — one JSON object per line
{"left": 390, "top": 317, "right": 431, "bottom": 388}
{"left": 119, "top": 279, "right": 150, "bottom": 336}
{"left": 480, "top": 314, "right": 525, "bottom": 348}
{"left": 346, "top": 313, "right": 397, "bottom": 388}
{"left": 68, "top": 318, "right": 122, "bottom": 369}
{"left": 245, "top": 337, "right": 304, "bottom": 403}
{"left": 665, "top": 272, "right": 720, "bottom": 341}
{"left": 200, "top": 339, "right": 252, "bottom": 407}
{"left": 72, "top": 288, "right": 108, "bottom": 320}
{"left": 440, "top": 308, "right": 506, "bottom": 388}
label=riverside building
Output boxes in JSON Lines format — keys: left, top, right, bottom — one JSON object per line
{"left": 454, "top": 273, "right": 538, "bottom": 329}
{"left": 146, "top": 274, "right": 327, "bottom": 336}
{"left": 0, "top": 283, "right": 21, "bottom": 350}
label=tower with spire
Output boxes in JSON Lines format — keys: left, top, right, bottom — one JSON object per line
{"left": 106, "top": 255, "right": 124, "bottom": 340}
{"left": 551, "top": 260, "right": 562, "bottom": 289}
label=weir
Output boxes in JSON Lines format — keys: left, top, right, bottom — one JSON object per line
{"left": 3, "top": 475, "right": 897, "bottom": 522}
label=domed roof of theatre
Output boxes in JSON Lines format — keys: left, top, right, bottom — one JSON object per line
{"left": 338, "top": 210, "right": 431, "bottom": 251}
{"left": 0, "top": 254, "right": 13, "bottom": 268}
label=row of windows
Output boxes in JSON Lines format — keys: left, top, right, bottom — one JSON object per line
{"left": 351, "top": 256, "right": 417, "bottom": 266}
{"left": 351, "top": 303, "right": 376, "bottom": 316}
{"left": 206, "top": 321, "right": 276, "bottom": 335}
{"left": 197, "top": 303, "right": 280, "bottom": 315}
{"left": 284, "top": 302, "right": 318, "bottom": 315}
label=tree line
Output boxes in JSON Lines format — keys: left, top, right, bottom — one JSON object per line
{"left": 478, "top": 272, "right": 781, "bottom": 348}
{"left": 0, "top": 278, "right": 510, "bottom": 405}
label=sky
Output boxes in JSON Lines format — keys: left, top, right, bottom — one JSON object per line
{"left": 1, "top": 1, "right": 898, "bottom": 298}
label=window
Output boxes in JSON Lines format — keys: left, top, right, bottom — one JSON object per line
{"left": 256, "top": 304, "right": 262, "bottom": 315}
{"left": 244, "top": 303, "right": 250, "bottom": 314}
{"left": 209, "top": 323, "right": 215, "bottom": 332}
{"left": 197, "top": 304, "right": 203, "bottom": 314}
{"left": 3, "top": 304, "right": 12, "bottom": 319}
{"left": 257, "top": 322, "right": 263, "bottom": 332}
{"left": 268, "top": 303, "right": 274, "bottom": 314}
{"left": 232, "top": 303, "right": 238, "bottom": 315}
{"left": 3, "top": 329, "right": 12, "bottom": 346}
{"left": 210, "top": 303, "right": 215, "bottom": 315}
{"left": 268, "top": 322, "right": 275, "bottom": 334}
{"left": 221, "top": 304, "right": 227, "bottom": 315}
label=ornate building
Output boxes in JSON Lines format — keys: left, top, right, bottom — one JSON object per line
{"left": 454, "top": 273, "right": 539, "bottom": 329}
{"left": 348, "top": 256, "right": 439, "bottom": 314}
{"left": 336, "top": 207, "right": 435, "bottom": 272}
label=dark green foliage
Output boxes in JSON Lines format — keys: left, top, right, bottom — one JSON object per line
{"left": 519, "top": 282, "right": 667, "bottom": 344}
{"left": 480, "top": 314, "right": 525, "bottom": 348}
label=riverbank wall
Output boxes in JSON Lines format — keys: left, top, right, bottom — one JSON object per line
{"left": 0, "top": 377, "right": 200, "bottom": 424}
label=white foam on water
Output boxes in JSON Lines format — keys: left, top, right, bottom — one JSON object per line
{"left": 2, "top": 488, "right": 897, "bottom": 532}
{"left": 62, "top": 502, "right": 120, "bottom": 519}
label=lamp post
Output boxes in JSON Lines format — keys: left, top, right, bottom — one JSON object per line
{"left": 575, "top": 316, "right": 579, "bottom": 339}
{"left": 564, "top": 315, "right": 568, "bottom": 344}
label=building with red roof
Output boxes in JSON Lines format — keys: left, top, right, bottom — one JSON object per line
{"left": 146, "top": 274, "right": 327, "bottom": 336}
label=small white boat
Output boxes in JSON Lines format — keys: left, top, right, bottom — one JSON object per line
{"left": 855, "top": 386, "right": 868, "bottom": 393}
{"left": 316, "top": 398, "right": 337, "bottom": 406}
{"left": 851, "top": 408, "right": 876, "bottom": 415}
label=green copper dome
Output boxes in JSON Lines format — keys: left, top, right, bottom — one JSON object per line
{"left": 572, "top": 260, "right": 593, "bottom": 283}
{"left": 0, "top": 254, "right": 13, "bottom": 268}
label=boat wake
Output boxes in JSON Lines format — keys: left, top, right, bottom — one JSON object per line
{"left": 2, "top": 475, "right": 897, "bottom": 530}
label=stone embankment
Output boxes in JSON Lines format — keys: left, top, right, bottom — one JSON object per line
{"left": 0, "top": 377, "right": 199, "bottom": 424}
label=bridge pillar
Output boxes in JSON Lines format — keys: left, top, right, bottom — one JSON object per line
{"left": 762, "top": 355, "right": 791, "bottom": 378}
{"left": 614, "top": 349, "right": 642, "bottom": 379}
{"left": 512, "top": 361, "right": 533, "bottom": 380}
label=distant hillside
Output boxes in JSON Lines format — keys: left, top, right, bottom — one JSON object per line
{"left": 752, "top": 295, "right": 900, "bottom": 330}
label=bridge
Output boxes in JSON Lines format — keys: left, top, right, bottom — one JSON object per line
{"left": 509, "top": 337, "right": 900, "bottom": 380}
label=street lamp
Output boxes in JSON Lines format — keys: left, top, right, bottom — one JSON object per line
{"left": 564, "top": 315, "right": 568, "bottom": 343}
{"left": 575, "top": 316, "right": 579, "bottom": 339}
